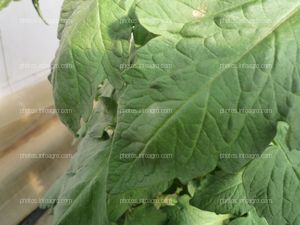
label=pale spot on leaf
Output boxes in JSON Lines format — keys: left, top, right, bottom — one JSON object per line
{"left": 192, "top": 7, "right": 207, "bottom": 19}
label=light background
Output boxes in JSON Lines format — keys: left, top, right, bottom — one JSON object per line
{"left": 0, "top": 0, "right": 63, "bottom": 97}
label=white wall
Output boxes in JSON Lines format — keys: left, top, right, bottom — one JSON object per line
{"left": 0, "top": 0, "right": 63, "bottom": 97}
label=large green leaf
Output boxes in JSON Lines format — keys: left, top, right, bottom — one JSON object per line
{"left": 242, "top": 121, "right": 300, "bottom": 225}
{"left": 108, "top": 0, "right": 300, "bottom": 193}
{"left": 41, "top": 96, "right": 117, "bottom": 225}
{"left": 243, "top": 145, "right": 300, "bottom": 225}
{"left": 51, "top": 0, "right": 136, "bottom": 133}
{"left": 164, "top": 195, "right": 230, "bottom": 225}
{"left": 228, "top": 209, "right": 269, "bottom": 225}
{"left": 42, "top": 95, "right": 170, "bottom": 225}
{"left": 47, "top": 136, "right": 111, "bottom": 225}
{"left": 190, "top": 170, "right": 251, "bottom": 215}
{"left": 191, "top": 122, "right": 300, "bottom": 225}
{"left": 42, "top": 115, "right": 140, "bottom": 225}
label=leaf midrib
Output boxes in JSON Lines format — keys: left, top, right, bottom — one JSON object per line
{"left": 111, "top": 3, "right": 300, "bottom": 191}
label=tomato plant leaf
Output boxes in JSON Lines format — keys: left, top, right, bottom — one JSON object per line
{"left": 49, "top": 137, "right": 111, "bottom": 225}
{"left": 243, "top": 144, "right": 300, "bottom": 225}
{"left": 124, "top": 205, "right": 167, "bottom": 225}
{"left": 228, "top": 209, "right": 269, "bottom": 225}
{"left": 192, "top": 122, "right": 300, "bottom": 225}
{"left": 164, "top": 195, "right": 231, "bottom": 225}
{"left": 108, "top": 0, "right": 300, "bottom": 193}
{"left": 190, "top": 170, "right": 251, "bottom": 215}
{"left": 51, "top": 0, "right": 136, "bottom": 133}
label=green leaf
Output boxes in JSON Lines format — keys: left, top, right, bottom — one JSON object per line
{"left": 99, "top": 80, "right": 115, "bottom": 98}
{"left": 43, "top": 136, "right": 168, "bottom": 225}
{"left": 243, "top": 146, "right": 300, "bottom": 225}
{"left": 51, "top": 0, "right": 136, "bottom": 133}
{"left": 86, "top": 97, "right": 117, "bottom": 139}
{"left": 56, "top": 0, "right": 86, "bottom": 39}
{"left": 192, "top": 122, "right": 300, "bottom": 225}
{"left": 32, "top": 0, "right": 48, "bottom": 24}
{"left": 133, "top": 23, "right": 157, "bottom": 46}
{"left": 107, "top": 182, "right": 169, "bottom": 222}
{"left": 41, "top": 95, "right": 117, "bottom": 225}
{"left": 136, "top": 0, "right": 256, "bottom": 35}
{"left": 272, "top": 121, "right": 289, "bottom": 151}
{"left": 228, "top": 209, "right": 269, "bottom": 225}
{"left": 187, "top": 180, "right": 198, "bottom": 197}
{"left": 50, "top": 137, "right": 111, "bottom": 225}
{"left": 40, "top": 176, "right": 67, "bottom": 209}
{"left": 43, "top": 95, "right": 170, "bottom": 224}
{"left": 0, "top": 0, "right": 15, "bottom": 10}
{"left": 108, "top": 0, "right": 300, "bottom": 193}
{"left": 124, "top": 205, "right": 167, "bottom": 225}
{"left": 109, "top": 171, "right": 175, "bottom": 222}
{"left": 191, "top": 170, "right": 251, "bottom": 215}
{"left": 241, "top": 121, "right": 300, "bottom": 225}
{"left": 164, "top": 195, "right": 230, "bottom": 225}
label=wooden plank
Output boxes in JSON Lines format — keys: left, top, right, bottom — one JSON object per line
{"left": 0, "top": 79, "right": 76, "bottom": 225}
{"left": 0, "top": 80, "right": 54, "bottom": 155}
{"left": 0, "top": 118, "right": 75, "bottom": 225}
